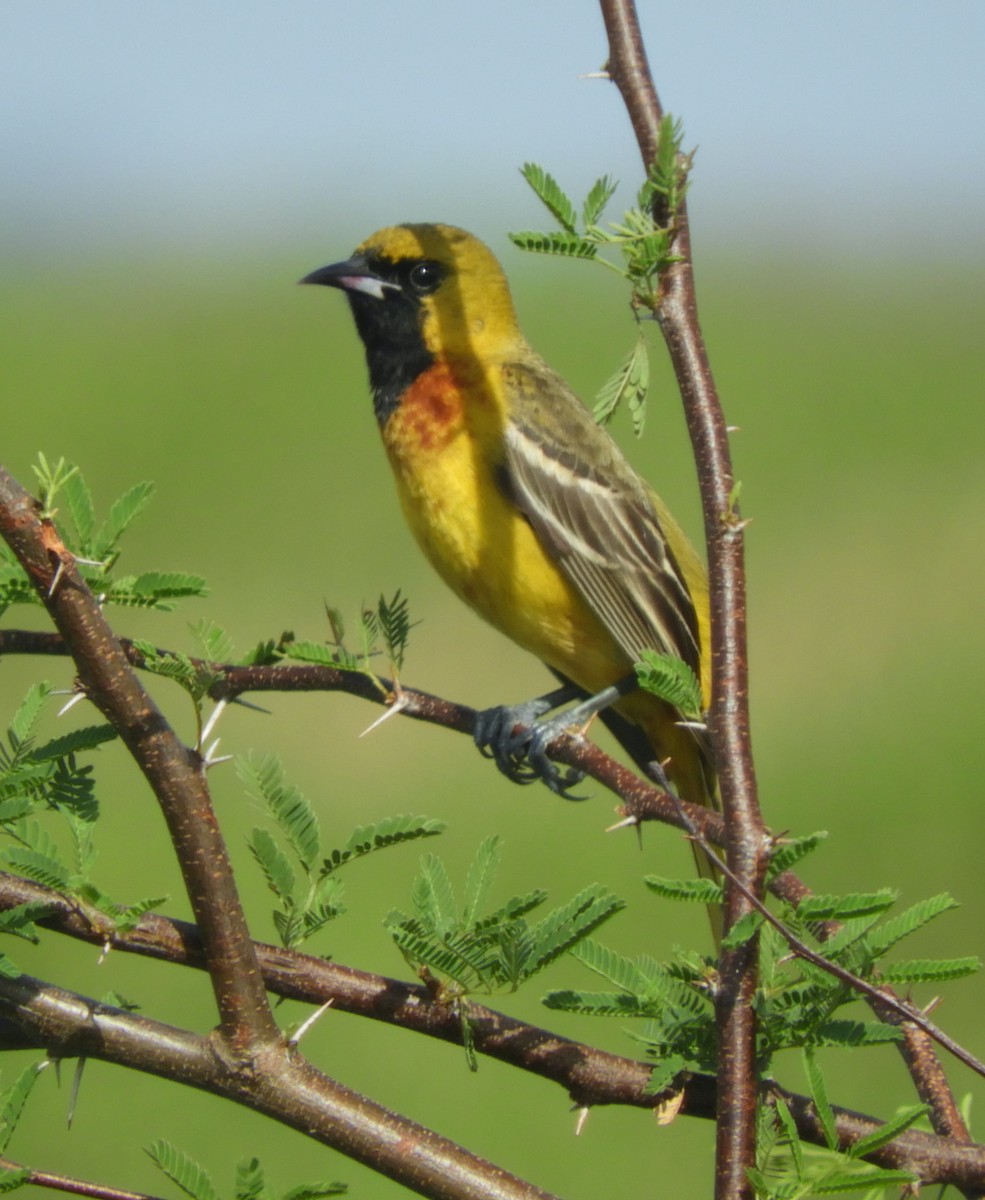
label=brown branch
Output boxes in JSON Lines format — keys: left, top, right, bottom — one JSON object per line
{"left": 0, "top": 973, "right": 560, "bottom": 1200}
{"left": 599, "top": 4, "right": 764, "bottom": 1195}
{"left": 593, "top": 2, "right": 978, "bottom": 1165}
{"left": 0, "top": 466, "right": 278, "bottom": 1054}
{"left": 3, "top": 627, "right": 983, "bottom": 1088}
{"left": 0, "top": 627, "right": 727, "bottom": 847}
{"left": 3, "top": 625, "right": 982, "bottom": 1110}
{"left": 1, "top": 880, "right": 984, "bottom": 1193}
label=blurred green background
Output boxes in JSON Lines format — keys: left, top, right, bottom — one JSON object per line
{"left": 3, "top": 4, "right": 985, "bottom": 1199}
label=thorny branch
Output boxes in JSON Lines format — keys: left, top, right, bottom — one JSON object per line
{"left": 1, "top": 875, "right": 984, "bottom": 1193}
{"left": 0, "top": 971, "right": 560, "bottom": 1200}
{"left": 0, "top": 465, "right": 277, "bottom": 1055}
{"left": 0, "top": 627, "right": 982, "bottom": 1084}
{"left": 597, "top": 1, "right": 976, "bottom": 1196}
{"left": 0, "top": 468, "right": 561, "bottom": 1200}
{"left": 611, "top": 1, "right": 764, "bottom": 1194}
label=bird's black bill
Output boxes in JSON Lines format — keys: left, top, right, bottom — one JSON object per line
{"left": 299, "top": 256, "right": 399, "bottom": 300}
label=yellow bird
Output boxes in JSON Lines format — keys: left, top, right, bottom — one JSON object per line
{"left": 303, "top": 223, "right": 714, "bottom": 810}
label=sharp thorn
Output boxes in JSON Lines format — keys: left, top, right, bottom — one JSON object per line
{"left": 288, "top": 999, "right": 334, "bottom": 1048}
{"left": 360, "top": 691, "right": 410, "bottom": 737}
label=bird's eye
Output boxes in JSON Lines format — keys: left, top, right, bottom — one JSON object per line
{"left": 407, "top": 260, "right": 443, "bottom": 295}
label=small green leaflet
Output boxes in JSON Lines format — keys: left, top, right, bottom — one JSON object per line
{"left": 796, "top": 890, "right": 896, "bottom": 922}
{"left": 879, "top": 956, "right": 979, "bottom": 984}
{"left": 6, "top": 683, "right": 51, "bottom": 753}
{"left": 324, "top": 814, "right": 446, "bottom": 872}
{"left": 508, "top": 231, "right": 598, "bottom": 260}
{"left": 62, "top": 468, "right": 95, "bottom": 546}
{"left": 866, "top": 892, "right": 959, "bottom": 957}
{"left": 0, "top": 1063, "right": 45, "bottom": 1153}
{"left": 593, "top": 333, "right": 650, "bottom": 436}
{"left": 634, "top": 650, "right": 702, "bottom": 717}
{"left": 802, "top": 1046, "right": 838, "bottom": 1150}
{"left": 146, "top": 1141, "right": 222, "bottom": 1200}
{"left": 519, "top": 163, "right": 578, "bottom": 232}
{"left": 239, "top": 755, "right": 321, "bottom": 873}
{"left": 582, "top": 175, "right": 618, "bottom": 227}
{"left": 92, "top": 480, "right": 155, "bottom": 559}
{"left": 31, "top": 453, "right": 79, "bottom": 518}
{"left": 644, "top": 876, "right": 723, "bottom": 905}
{"left": 766, "top": 830, "right": 828, "bottom": 880}
{"left": 720, "top": 908, "right": 764, "bottom": 950}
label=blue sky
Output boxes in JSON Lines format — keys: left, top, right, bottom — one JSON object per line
{"left": 3, "top": 1, "right": 983, "bottom": 261}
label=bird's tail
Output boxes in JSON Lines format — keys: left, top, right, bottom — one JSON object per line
{"left": 599, "top": 701, "right": 723, "bottom": 944}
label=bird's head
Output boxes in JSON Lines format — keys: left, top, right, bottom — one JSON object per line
{"left": 301, "top": 223, "right": 522, "bottom": 368}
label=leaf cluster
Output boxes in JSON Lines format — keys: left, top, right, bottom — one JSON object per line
{"left": 751, "top": 1075, "right": 924, "bottom": 1199}
{"left": 281, "top": 591, "right": 416, "bottom": 684}
{"left": 545, "top": 838, "right": 977, "bottom": 1103}
{"left": 508, "top": 117, "right": 690, "bottom": 435}
{"left": 240, "top": 754, "right": 444, "bottom": 950}
{"left": 0, "top": 456, "right": 206, "bottom": 616}
{"left": 385, "top": 836, "right": 624, "bottom": 1068}
{"left": 146, "top": 1140, "right": 346, "bottom": 1200}
{"left": 0, "top": 686, "right": 167, "bottom": 976}
{"left": 386, "top": 835, "right": 623, "bottom": 997}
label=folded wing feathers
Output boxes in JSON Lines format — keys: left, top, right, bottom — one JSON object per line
{"left": 504, "top": 418, "right": 701, "bottom": 676}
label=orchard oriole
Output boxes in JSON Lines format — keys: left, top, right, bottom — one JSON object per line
{"left": 302, "top": 223, "right": 714, "bottom": 813}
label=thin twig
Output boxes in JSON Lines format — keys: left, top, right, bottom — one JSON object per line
{"left": 667, "top": 794, "right": 985, "bottom": 1080}
{"left": 0, "top": 1156, "right": 166, "bottom": 1200}
{"left": 599, "top": 3, "right": 764, "bottom": 1196}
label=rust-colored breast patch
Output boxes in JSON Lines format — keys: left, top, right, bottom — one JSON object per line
{"left": 386, "top": 362, "right": 465, "bottom": 456}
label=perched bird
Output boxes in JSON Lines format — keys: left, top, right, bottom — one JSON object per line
{"left": 302, "top": 223, "right": 714, "bottom": 813}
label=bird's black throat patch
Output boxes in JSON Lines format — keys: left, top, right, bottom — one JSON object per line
{"left": 345, "top": 275, "right": 434, "bottom": 427}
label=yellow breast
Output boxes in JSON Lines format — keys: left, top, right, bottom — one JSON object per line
{"left": 381, "top": 361, "right": 628, "bottom": 690}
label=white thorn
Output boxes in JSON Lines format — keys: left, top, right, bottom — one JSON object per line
{"left": 288, "top": 999, "right": 334, "bottom": 1048}
{"left": 360, "top": 690, "right": 410, "bottom": 737}
{"left": 97, "top": 939, "right": 111, "bottom": 966}
{"left": 199, "top": 699, "right": 227, "bottom": 748}
{"left": 574, "top": 1105, "right": 591, "bottom": 1135}
{"left": 605, "top": 815, "right": 639, "bottom": 833}
{"left": 676, "top": 719, "right": 708, "bottom": 733}
{"left": 47, "top": 559, "right": 66, "bottom": 597}
{"left": 67, "top": 1055, "right": 86, "bottom": 1129}
{"left": 56, "top": 692, "right": 87, "bottom": 718}
{"left": 202, "top": 739, "right": 232, "bottom": 769}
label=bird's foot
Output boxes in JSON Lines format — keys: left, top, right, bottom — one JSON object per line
{"left": 473, "top": 674, "right": 638, "bottom": 799}
{"left": 473, "top": 685, "right": 587, "bottom": 797}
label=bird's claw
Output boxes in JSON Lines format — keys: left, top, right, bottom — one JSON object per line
{"left": 473, "top": 702, "right": 588, "bottom": 799}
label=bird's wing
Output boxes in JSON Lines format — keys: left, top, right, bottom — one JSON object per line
{"left": 499, "top": 358, "right": 701, "bottom": 676}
